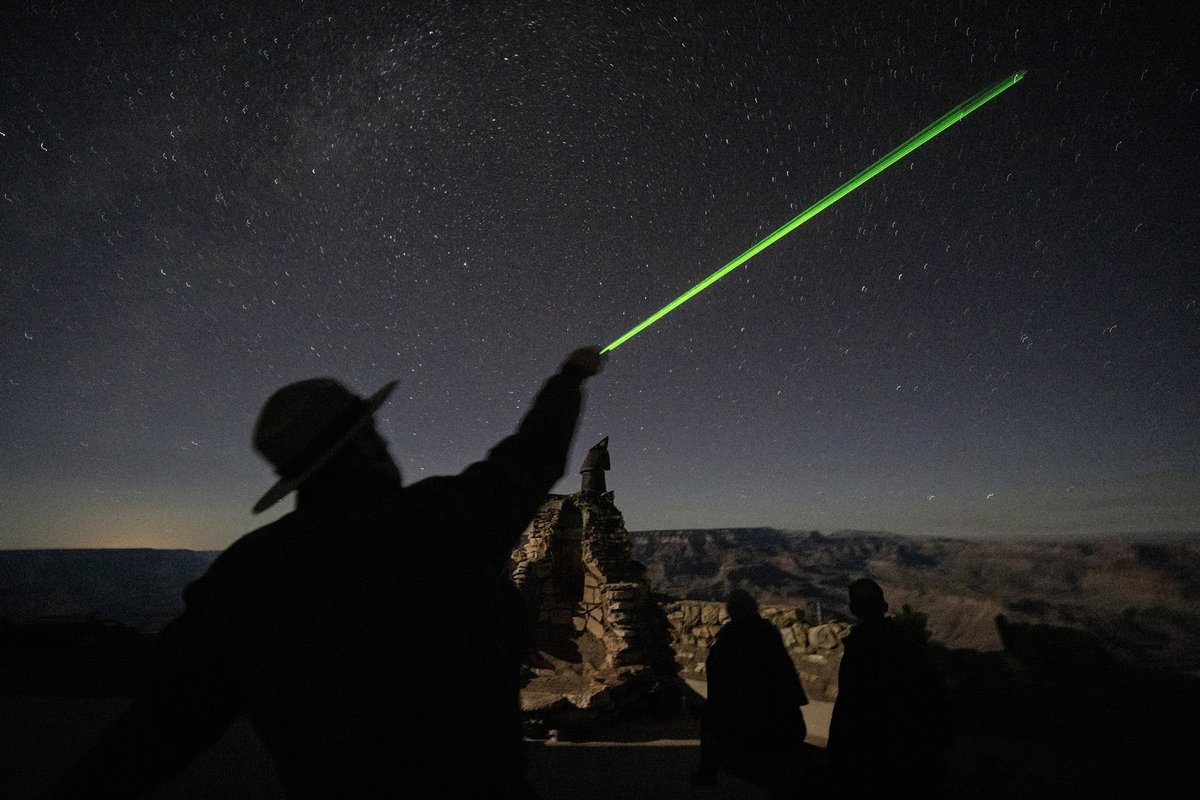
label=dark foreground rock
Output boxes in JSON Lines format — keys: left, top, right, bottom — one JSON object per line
{"left": 3, "top": 696, "right": 1196, "bottom": 800}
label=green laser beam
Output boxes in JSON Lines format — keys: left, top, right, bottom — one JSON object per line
{"left": 601, "top": 70, "right": 1026, "bottom": 353}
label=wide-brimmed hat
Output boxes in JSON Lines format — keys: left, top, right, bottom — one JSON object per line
{"left": 251, "top": 378, "right": 397, "bottom": 513}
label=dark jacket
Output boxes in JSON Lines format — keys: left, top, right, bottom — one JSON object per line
{"left": 827, "top": 616, "right": 951, "bottom": 795}
{"left": 706, "top": 615, "right": 808, "bottom": 750}
{"left": 54, "top": 367, "right": 587, "bottom": 799}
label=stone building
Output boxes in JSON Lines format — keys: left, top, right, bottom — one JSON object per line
{"left": 513, "top": 490, "right": 650, "bottom": 669}
{"left": 511, "top": 439, "right": 669, "bottom": 724}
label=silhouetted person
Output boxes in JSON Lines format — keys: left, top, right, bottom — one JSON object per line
{"left": 692, "top": 589, "right": 809, "bottom": 797}
{"left": 51, "top": 348, "right": 603, "bottom": 800}
{"left": 827, "top": 578, "right": 952, "bottom": 800}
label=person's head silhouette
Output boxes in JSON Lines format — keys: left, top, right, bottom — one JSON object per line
{"left": 251, "top": 378, "right": 399, "bottom": 513}
{"left": 848, "top": 578, "right": 888, "bottom": 622}
{"left": 726, "top": 588, "right": 760, "bottom": 622}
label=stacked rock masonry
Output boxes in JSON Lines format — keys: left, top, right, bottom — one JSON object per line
{"left": 511, "top": 439, "right": 669, "bottom": 725}
{"left": 513, "top": 490, "right": 651, "bottom": 669}
{"left": 661, "top": 600, "right": 851, "bottom": 702}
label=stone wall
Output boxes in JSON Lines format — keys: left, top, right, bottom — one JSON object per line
{"left": 512, "top": 491, "right": 670, "bottom": 726}
{"left": 575, "top": 493, "right": 651, "bottom": 668}
{"left": 512, "top": 496, "right": 581, "bottom": 629}
{"left": 510, "top": 487, "right": 859, "bottom": 723}
{"left": 512, "top": 491, "right": 653, "bottom": 669}
{"left": 662, "top": 600, "right": 851, "bottom": 702}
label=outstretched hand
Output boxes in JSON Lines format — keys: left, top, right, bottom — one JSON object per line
{"left": 564, "top": 346, "right": 605, "bottom": 378}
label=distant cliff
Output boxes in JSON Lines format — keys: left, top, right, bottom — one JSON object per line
{"left": 0, "top": 549, "right": 218, "bottom": 632}
{"left": 629, "top": 529, "right": 1200, "bottom": 674}
{"left": 3, "top": 531, "right": 1199, "bottom": 675}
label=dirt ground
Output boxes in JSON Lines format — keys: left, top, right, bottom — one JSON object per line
{"left": 2, "top": 696, "right": 1192, "bottom": 799}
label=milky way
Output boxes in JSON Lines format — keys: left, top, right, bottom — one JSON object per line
{"left": 2, "top": 2, "right": 1197, "bottom": 547}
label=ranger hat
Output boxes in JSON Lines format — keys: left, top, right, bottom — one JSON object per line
{"left": 251, "top": 378, "right": 396, "bottom": 513}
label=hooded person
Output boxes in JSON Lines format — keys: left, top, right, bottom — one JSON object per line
{"left": 51, "top": 347, "right": 604, "bottom": 800}
{"left": 693, "top": 589, "right": 810, "bottom": 796}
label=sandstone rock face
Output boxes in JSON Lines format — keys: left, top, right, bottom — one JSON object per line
{"left": 661, "top": 599, "right": 850, "bottom": 702}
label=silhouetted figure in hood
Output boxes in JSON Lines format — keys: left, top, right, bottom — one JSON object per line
{"left": 51, "top": 348, "right": 603, "bottom": 800}
{"left": 827, "top": 578, "right": 952, "bottom": 800}
{"left": 693, "top": 589, "right": 809, "bottom": 797}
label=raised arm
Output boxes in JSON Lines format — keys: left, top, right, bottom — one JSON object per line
{"left": 410, "top": 347, "right": 603, "bottom": 557}
{"left": 483, "top": 347, "right": 603, "bottom": 489}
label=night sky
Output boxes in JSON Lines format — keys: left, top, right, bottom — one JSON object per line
{"left": 2, "top": 2, "right": 1197, "bottom": 549}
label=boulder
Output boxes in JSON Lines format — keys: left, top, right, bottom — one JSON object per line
{"left": 808, "top": 623, "right": 842, "bottom": 650}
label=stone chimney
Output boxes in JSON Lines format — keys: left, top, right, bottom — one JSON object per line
{"left": 579, "top": 436, "right": 610, "bottom": 494}
{"left": 511, "top": 439, "right": 668, "bottom": 723}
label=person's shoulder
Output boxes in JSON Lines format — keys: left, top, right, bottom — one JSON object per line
{"left": 749, "top": 615, "right": 782, "bottom": 639}
{"left": 400, "top": 473, "right": 464, "bottom": 509}
{"left": 402, "top": 473, "right": 455, "bottom": 494}
{"left": 843, "top": 619, "right": 883, "bottom": 649}
{"left": 396, "top": 473, "right": 481, "bottom": 530}
{"left": 716, "top": 617, "right": 776, "bottom": 647}
{"left": 179, "top": 514, "right": 300, "bottom": 607}
{"left": 879, "top": 617, "right": 923, "bottom": 649}
{"left": 209, "top": 513, "right": 300, "bottom": 570}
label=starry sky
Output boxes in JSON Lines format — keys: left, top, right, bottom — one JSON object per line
{"left": 2, "top": 1, "right": 1197, "bottom": 549}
